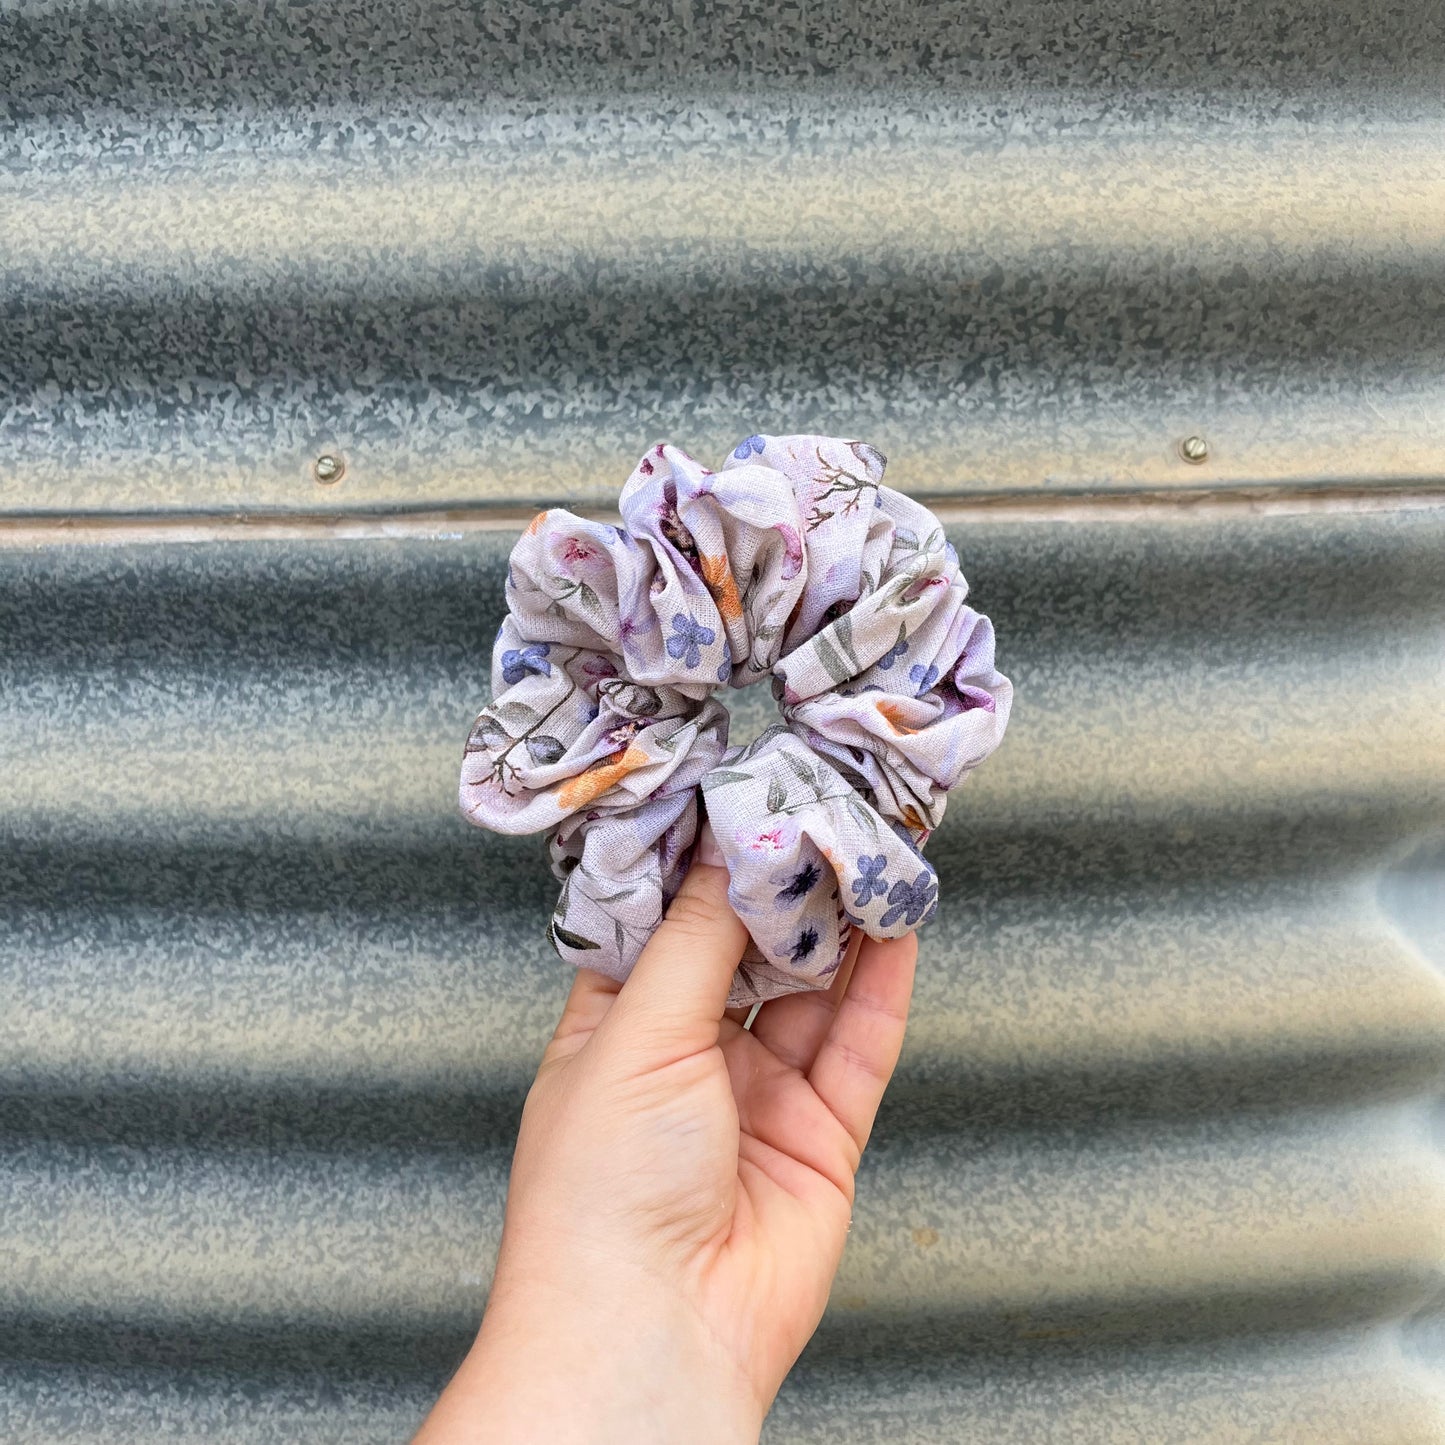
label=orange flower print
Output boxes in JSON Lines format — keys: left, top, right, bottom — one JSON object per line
{"left": 555, "top": 742, "right": 651, "bottom": 811}
{"left": 699, "top": 554, "right": 743, "bottom": 624}
{"left": 877, "top": 700, "right": 921, "bottom": 735}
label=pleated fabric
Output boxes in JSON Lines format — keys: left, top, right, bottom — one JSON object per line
{"left": 461, "top": 435, "right": 1012, "bottom": 1006}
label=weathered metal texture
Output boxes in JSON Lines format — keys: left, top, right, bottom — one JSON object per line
{"left": 0, "top": 507, "right": 1442, "bottom": 1442}
{"left": 4, "top": 1, "right": 1445, "bottom": 1441}
{"left": 3, "top": 1, "right": 1445, "bottom": 512}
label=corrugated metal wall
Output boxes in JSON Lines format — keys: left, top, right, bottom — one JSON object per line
{"left": 2, "top": 2, "right": 1444, "bottom": 1441}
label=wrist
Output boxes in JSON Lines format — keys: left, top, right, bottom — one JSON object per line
{"left": 430, "top": 1268, "right": 765, "bottom": 1445}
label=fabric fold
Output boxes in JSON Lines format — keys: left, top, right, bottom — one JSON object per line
{"left": 460, "top": 433, "right": 1012, "bottom": 1003}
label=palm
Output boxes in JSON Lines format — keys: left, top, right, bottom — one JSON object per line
{"left": 531, "top": 919, "right": 913, "bottom": 1404}
{"left": 415, "top": 870, "right": 917, "bottom": 1445}
{"left": 711, "top": 1021, "right": 860, "bottom": 1370}
{"left": 647, "top": 937, "right": 914, "bottom": 1393}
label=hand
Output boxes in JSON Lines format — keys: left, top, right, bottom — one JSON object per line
{"left": 413, "top": 830, "right": 918, "bottom": 1444}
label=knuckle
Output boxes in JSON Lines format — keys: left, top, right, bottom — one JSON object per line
{"left": 849, "top": 989, "right": 910, "bottom": 1030}
{"left": 661, "top": 879, "right": 721, "bottom": 937}
{"left": 831, "top": 1037, "right": 892, "bottom": 1089}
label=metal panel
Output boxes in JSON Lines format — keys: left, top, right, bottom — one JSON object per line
{"left": 2, "top": 2, "right": 1444, "bottom": 1441}
{"left": 3, "top": 1, "right": 1444, "bottom": 511}
{"left": 1, "top": 506, "right": 1442, "bottom": 1442}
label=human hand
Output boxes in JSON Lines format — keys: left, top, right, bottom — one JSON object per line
{"left": 412, "top": 828, "right": 918, "bottom": 1445}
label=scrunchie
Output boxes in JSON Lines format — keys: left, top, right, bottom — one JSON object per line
{"left": 460, "top": 434, "right": 1013, "bottom": 1007}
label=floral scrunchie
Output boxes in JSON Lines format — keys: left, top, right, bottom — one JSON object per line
{"left": 460, "top": 434, "right": 1013, "bottom": 1007}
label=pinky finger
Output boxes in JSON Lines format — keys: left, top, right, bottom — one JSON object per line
{"left": 808, "top": 933, "right": 917, "bottom": 1154}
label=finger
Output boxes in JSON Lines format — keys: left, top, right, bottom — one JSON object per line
{"left": 549, "top": 964, "right": 623, "bottom": 1056}
{"left": 601, "top": 851, "right": 750, "bottom": 1064}
{"left": 748, "top": 925, "right": 864, "bottom": 1071}
{"left": 808, "top": 933, "right": 917, "bottom": 1154}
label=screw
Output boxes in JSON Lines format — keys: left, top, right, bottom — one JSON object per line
{"left": 313, "top": 453, "right": 345, "bottom": 484}
{"left": 1178, "top": 435, "right": 1209, "bottom": 465}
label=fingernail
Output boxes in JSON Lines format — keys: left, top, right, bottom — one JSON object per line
{"left": 695, "top": 820, "right": 726, "bottom": 870}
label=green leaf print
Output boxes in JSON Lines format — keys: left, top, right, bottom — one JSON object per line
{"left": 780, "top": 751, "right": 819, "bottom": 790}
{"left": 833, "top": 612, "right": 861, "bottom": 671}
{"left": 703, "top": 769, "right": 756, "bottom": 790}
{"left": 550, "top": 921, "right": 602, "bottom": 952}
{"left": 814, "top": 633, "right": 853, "bottom": 686}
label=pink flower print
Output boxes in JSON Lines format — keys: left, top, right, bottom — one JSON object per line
{"left": 776, "top": 523, "right": 804, "bottom": 580}
{"left": 581, "top": 654, "right": 620, "bottom": 681}
{"left": 639, "top": 457, "right": 654, "bottom": 475}
{"left": 560, "top": 536, "right": 603, "bottom": 568}
{"left": 902, "top": 574, "right": 948, "bottom": 604}
{"left": 737, "top": 820, "right": 799, "bottom": 856}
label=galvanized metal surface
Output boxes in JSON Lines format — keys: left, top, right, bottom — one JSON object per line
{"left": 0, "top": 505, "right": 1441, "bottom": 1442}
{"left": 4, "top": 2, "right": 1445, "bottom": 1441}
{"left": 4, "top": 1, "right": 1445, "bottom": 511}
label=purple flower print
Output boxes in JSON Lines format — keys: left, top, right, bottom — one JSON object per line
{"left": 909, "top": 662, "right": 940, "bottom": 696}
{"left": 775, "top": 860, "right": 821, "bottom": 907}
{"left": 501, "top": 643, "right": 551, "bottom": 685}
{"left": 880, "top": 870, "right": 938, "bottom": 928}
{"left": 851, "top": 854, "right": 888, "bottom": 906}
{"left": 666, "top": 612, "right": 715, "bottom": 669}
{"left": 877, "top": 635, "right": 909, "bottom": 671}
{"left": 717, "top": 638, "right": 733, "bottom": 684}
{"left": 788, "top": 926, "right": 820, "bottom": 963}
{"left": 733, "top": 433, "right": 766, "bottom": 460}
{"left": 618, "top": 613, "right": 654, "bottom": 653}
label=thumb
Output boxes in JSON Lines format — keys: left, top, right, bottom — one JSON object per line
{"left": 599, "top": 823, "right": 750, "bottom": 1065}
